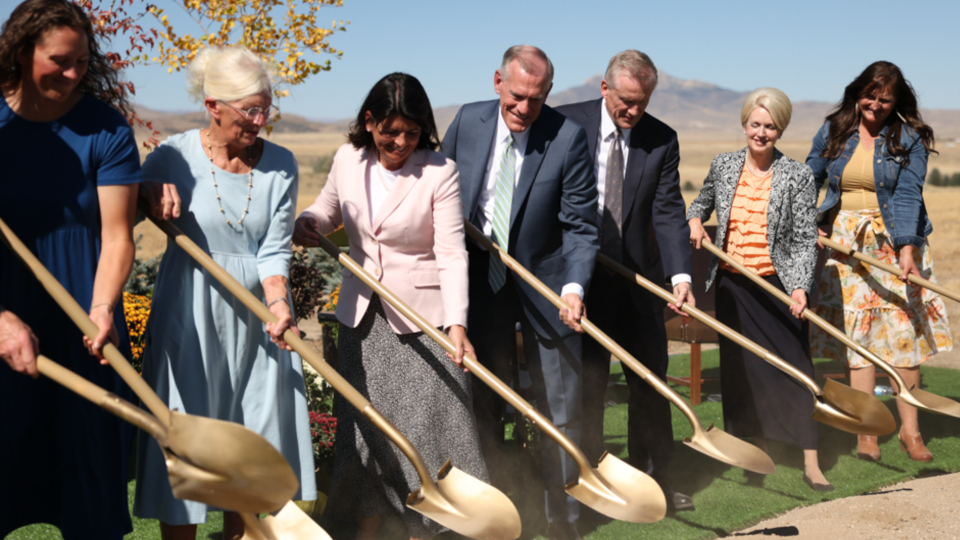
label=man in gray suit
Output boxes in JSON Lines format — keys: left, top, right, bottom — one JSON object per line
{"left": 442, "top": 45, "right": 598, "bottom": 540}
{"left": 556, "top": 50, "right": 696, "bottom": 513}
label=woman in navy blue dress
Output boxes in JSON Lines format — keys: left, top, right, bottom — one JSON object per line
{"left": 0, "top": 0, "right": 142, "bottom": 537}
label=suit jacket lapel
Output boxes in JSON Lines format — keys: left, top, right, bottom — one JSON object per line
{"left": 463, "top": 103, "right": 499, "bottom": 223}
{"left": 370, "top": 149, "right": 424, "bottom": 233}
{"left": 622, "top": 123, "right": 648, "bottom": 218}
{"left": 511, "top": 119, "right": 548, "bottom": 231}
{"left": 582, "top": 100, "right": 603, "bottom": 161}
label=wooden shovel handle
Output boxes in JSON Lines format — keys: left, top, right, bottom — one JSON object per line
{"left": 36, "top": 355, "right": 167, "bottom": 439}
{"left": 701, "top": 240, "right": 911, "bottom": 390}
{"left": 143, "top": 214, "right": 440, "bottom": 490}
{"left": 462, "top": 220, "right": 707, "bottom": 432}
{"left": 820, "top": 236, "right": 960, "bottom": 303}
{"left": 595, "top": 253, "right": 822, "bottom": 396}
{"left": 0, "top": 216, "right": 171, "bottom": 424}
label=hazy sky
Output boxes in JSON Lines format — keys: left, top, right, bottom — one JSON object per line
{"left": 4, "top": 0, "right": 959, "bottom": 120}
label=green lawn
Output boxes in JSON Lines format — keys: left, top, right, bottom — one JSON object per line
{"left": 8, "top": 350, "right": 960, "bottom": 540}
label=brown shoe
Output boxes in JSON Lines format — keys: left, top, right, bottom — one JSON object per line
{"left": 899, "top": 433, "right": 933, "bottom": 462}
{"left": 857, "top": 435, "right": 880, "bottom": 462}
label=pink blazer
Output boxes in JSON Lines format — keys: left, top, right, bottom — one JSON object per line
{"left": 299, "top": 144, "right": 469, "bottom": 334}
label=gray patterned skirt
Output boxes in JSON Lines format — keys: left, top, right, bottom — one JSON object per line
{"left": 325, "top": 295, "right": 489, "bottom": 538}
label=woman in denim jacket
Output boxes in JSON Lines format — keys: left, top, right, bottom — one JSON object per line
{"left": 806, "top": 61, "right": 953, "bottom": 464}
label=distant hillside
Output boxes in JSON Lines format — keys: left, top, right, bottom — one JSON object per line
{"left": 134, "top": 72, "right": 960, "bottom": 142}
{"left": 133, "top": 106, "right": 345, "bottom": 136}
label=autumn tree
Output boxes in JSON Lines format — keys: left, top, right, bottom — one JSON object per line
{"left": 81, "top": 0, "right": 347, "bottom": 146}
{"left": 148, "top": 0, "right": 347, "bottom": 101}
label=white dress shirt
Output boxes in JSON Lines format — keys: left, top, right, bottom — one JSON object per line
{"left": 596, "top": 99, "right": 690, "bottom": 288}
{"left": 477, "top": 112, "right": 584, "bottom": 299}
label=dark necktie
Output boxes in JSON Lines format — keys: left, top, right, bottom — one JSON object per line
{"left": 601, "top": 128, "right": 624, "bottom": 263}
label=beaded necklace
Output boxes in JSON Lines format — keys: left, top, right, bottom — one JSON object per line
{"left": 205, "top": 129, "right": 253, "bottom": 231}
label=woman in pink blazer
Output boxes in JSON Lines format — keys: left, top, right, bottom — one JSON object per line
{"left": 293, "top": 73, "right": 487, "bottom": 540}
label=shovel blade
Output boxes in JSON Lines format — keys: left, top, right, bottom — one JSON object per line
{"left": 566, "top": 453, "right": 666, "bottom": 523}
{"left": 898, "top": 387, "right": 960, "bottom": 418}
{"left": 238, "top": 501, "right": 332, "bottom": 540}
{"left": 166, "top": 411, "right": 299, "bottom": 513}
{"left": 685, "top": 425, "right": 776, "bottom": 475}
{"left": 814, "top": 379, "right": 896, "bottom": 435}
{"left": 406, "top": 461, "right": 521, "bottom": 540}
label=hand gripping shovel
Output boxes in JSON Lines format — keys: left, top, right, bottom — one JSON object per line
{"left": 704, "top": 239, "right": 960, "bottom": 419}
{"left": 313, "top": 234, "right": 667, "bottom": 524}
{"left": 144, "top": 215, "right": 522, "bottom": 540}
{"left": 821, "top": 236, "right": 960, "bottom": 303}
{"left": 0, "top": 216, "right": 298, "bottom": 513}
{"left": 597, "top": 252, "right": 895, "bottom": 436}
{"left": 463, "top": 221, "right": 776, "bottom": 475}
{"left": 34, "top": 355, "right": 326, "bottom": 539}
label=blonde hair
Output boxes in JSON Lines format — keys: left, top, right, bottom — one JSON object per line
{"left": 740, "top": 87, "right": 792, "bottom": 131}
{"left": 186, "top": 46, "right": 272, "bottom": 103}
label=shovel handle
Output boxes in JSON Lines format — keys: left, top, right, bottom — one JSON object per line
{"left": 0, "top": 216, "right": 171, "bottom": 424}
{"left": 595, "top": 253, "right": 823, "bottom": 397}
{"left": 312, "top": 234, "right": 594, "bottom": 472}
{"left": 143, "top": 215, "right": 441, "bottom": 492}
{"left": 36, "top": 355, "right": 167, "bottom": 440}
{"left": 701, "top": 240, "right": 912, "bottom": 392}
{"left": 462, "top": 221, "right": 708, "bottom": 435}
{"left": 820, "top": 236, "right": 960, "bottom": 303}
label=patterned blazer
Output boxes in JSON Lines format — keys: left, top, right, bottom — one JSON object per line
{"left": 686, "top": 147, "right": 818, "bottom": 294}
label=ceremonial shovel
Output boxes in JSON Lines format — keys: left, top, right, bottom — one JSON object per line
{"left": 821, "top": 236, "right": 960, "bottom": 303}
{"left": 464, "top": 221, "right": 776, "bottom": 475}
{"left": 314, "top": 234, "right": 668, "bottom": 524}
{"left": 703, "top": 240, "right": 960, "bottom": 419}
{"left": 0, "top": 216, "right": 298, "bottom": 514}
{"left": 145, "top": 215, "right": 522, "bottom": 540}
{"left": 597, "top": 253, "right": 896, "bottom": 436}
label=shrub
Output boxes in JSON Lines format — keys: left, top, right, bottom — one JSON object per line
{"left": 125, "top": 234, "right": 162, "bottom": 297}
{"left": 122, "top": 292, "right": 151, "bottom": 372}
{"left": 313, "top": 154, "right": 335, "bottom": 175}
{"left": 682, "top": 180, "right": 696, "bottom": 192}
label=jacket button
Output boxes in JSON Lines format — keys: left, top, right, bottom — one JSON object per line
{"left": 374, "top": 268, "right": 381, "bottom": 277}
{"left": 876, "top": 159, "right": 881, "bottom": 163}
{"left": 883, "top": 204, "right": 888, "bottom": 209}
{"left": 880, "top": 183, "right": 884, "bottom": 187}
{"left": 372, "top": 237, "right": 378, "bottom": 245}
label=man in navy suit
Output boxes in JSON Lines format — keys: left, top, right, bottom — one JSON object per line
{"left": 442, "top": 45, "right": 598, "bottom": 540}
{"left": 556, "top": 50, "right": 696, "bottom": 513}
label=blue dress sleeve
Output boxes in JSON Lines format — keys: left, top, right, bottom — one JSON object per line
{"left": 94, "top": 108, "right": 143, "bottom": 186}
{"left": 257, "top": 155, "right": 298, "bottom": 281}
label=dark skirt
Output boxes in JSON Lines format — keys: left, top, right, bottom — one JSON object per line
{"left": 325, "top": 295, "right": 488, "bottom": 538}
{"left": 715, "top": 270, "right": 818, "bottom": 449}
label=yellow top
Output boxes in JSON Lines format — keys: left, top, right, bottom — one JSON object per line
{"left": 839, "top": 143, "right": 880, "bottom": 211}
{"left": 722, "top": 166, "right": 775, "bottom": 276}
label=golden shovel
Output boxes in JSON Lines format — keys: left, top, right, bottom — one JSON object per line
{"left": 34, "top": 355, "right": 325, "bottom": 539}
{"left": 703, "top": 239, "right": 960, "bottom": 419}
{"left": 144, "top": 215, "right": 522, "bottom": 540}
{"left": 821, "top": 236, "right": 960, "bottom": 303}
{"left": 313, "top": 234, "right": 668, "bottom": 524}
{"left": 597, "top": 253, "right": 896, "bottom": 436}
{"left": 464, "top": 221, "right": 776, "bottom": 475}
{"left": 0, "top": 216, "right": 298, "bottom": 513}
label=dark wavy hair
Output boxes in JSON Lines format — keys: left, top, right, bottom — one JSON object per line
{"left": 0, "top": 0, "right": 130, "bottom": 117}
{"left": 821, "top": 61, "right": 935, "bottom": 163}
{"left": 347, "top": 72, "right": 440, "bottom": 152}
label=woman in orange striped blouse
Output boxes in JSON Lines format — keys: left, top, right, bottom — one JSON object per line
{"left": 686, "top": 89, "right": 828, "bottom": 491}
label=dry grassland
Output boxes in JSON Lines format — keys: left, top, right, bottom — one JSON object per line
{"left": 131, "top": 135, "right": 960, "bottom": 366}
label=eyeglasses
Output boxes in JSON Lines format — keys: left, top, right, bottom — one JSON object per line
{"left": 374, "top": 124, "right": 422, "bottom": 142}
{"left": 218, "top": 100, "right": 280, "bottom": 122}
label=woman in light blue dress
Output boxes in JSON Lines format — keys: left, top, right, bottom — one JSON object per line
{"left": 133, "top": 46, "right": 316, "bottom": 540}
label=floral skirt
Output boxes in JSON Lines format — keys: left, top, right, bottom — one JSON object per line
{"left": 811, "top": 209, "right": 953, "bottom": 368}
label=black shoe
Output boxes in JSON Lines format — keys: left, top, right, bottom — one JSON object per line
{"left": 802, "top": 473, "right": 835, "bottom": 492}
{"left": 546, "top": 521, "right": 582, "bottom": 540}
{"left": 667, "top": 491, "right": 695, "bottom": 512}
